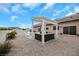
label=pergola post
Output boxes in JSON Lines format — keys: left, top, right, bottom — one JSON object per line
{"left": 42, "top": 20, "right": 45, "bottom": 44}
{"left": 55, "top": 24, "right": 58, "bottom": 39}
{"left": 32, "top": 19, "right": 34, "bottom": 40}
{"left": 44, "top": 23, "right": 46, "bottom": 34}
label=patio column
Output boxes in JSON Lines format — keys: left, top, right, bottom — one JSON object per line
{"left": 55, "top": 24, "right": 58, "bottom": 39}
{"left": 44, "top": 23, "right": 46, "bottom": 34}
{"left": 32, "top": 19, "right": 34, "bottom": 40}
{"left": 42, "top": 20, "right": 45, "bottom": 44}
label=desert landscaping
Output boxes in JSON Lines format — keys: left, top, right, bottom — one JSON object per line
{"left": 0, "top": 29, "right": 79, "bottom": 56}
{"left": 0, "top": 3, "right": 79, "bottom": 56}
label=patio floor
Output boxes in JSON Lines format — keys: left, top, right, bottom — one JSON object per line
{"left": 5, "top": 29, "right": 79, "bottom": 56}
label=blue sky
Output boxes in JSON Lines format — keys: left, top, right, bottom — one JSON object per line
{"left": 0, "top": 3, "right": 79, "bottom": 28}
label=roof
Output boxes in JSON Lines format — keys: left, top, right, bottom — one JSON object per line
{"left": 33, "top": 13, "right": 79, "bottom": 28}
{"left": 58, "top": 13, "right": 79, "bottom": 23}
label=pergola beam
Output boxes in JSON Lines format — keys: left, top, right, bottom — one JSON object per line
{"left": 32, "top": 17, "right": 57, "bottom": 25}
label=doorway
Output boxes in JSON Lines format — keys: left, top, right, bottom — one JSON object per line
{"left": 63, "top": 26, "right": 76, "bottom": 35}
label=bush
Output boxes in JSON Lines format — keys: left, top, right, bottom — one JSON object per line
{"left": 6, "top": 31, "right": 17, "bottom": 40}
{"left": 0, "top": 41, "right": 12, "bottom": 56}
{"left": 0, "top": 27, "right": 16, "bottom": 30}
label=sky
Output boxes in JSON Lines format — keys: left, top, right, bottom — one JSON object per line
{"left": 0, "top": 3, "right": 79, "bottom": 28}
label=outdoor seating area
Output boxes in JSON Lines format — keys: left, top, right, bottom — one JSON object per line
{"left": 32, "top": 17, "right": 58, "bottom": 44}
{"left": 35, "top": 33, "right": 54, "bottom": 42}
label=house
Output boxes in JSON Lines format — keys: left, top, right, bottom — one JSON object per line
{"left": 33, "top": 13, "right": 79, "bottom": 35}
{"left": 58, "top": 13, "right": 79, "bottom": 35}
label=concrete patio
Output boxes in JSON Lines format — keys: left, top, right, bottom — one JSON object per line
{"left": 3, "top": 29, "right": 79, "bottom": 56}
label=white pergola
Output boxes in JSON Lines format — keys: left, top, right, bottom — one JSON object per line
{"left": 32, "top": 17, "right": 58, "bottom": 44}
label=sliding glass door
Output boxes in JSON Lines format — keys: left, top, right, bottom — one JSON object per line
{"left": 63, "top": 26, "right": 76, "bottom": 35}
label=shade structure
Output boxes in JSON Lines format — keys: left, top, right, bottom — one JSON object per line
{"left": 32, "top": 17, "right": 58, "bottom": 44}
{"left": 32, "top": 17, "right": 57, "bottom": 25}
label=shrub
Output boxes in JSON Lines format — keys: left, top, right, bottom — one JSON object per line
{"left": 0, "top": 41, "right": 12, "bottom": 56}
{"left": 12, "top": 31, "right": 17, "bottom": 34}
{"left": 6, "top": 31, "right": 17, "bottom": 40}
{"left": 0, "top": 27, "right": 16, "bottom": 30}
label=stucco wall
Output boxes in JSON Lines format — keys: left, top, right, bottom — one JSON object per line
{"left": 59, "top": 21, "right": 79, "bottom": 34}
{"left": 33, "top": 21, "right": 79, "bottom": 35}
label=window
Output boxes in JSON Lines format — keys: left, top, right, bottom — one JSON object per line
{"left": 46, "top": 27, "right": 48, "bottom": 30}
{"left": 69, "top": 26, "right": 76, "bottom": 35}
{"left": 53, "top": 26, "right": 59, "bottom": 30}
{"left": 63, "top": 27, "right": 68, "bottom": 34}
{"left": 38, "top": 28, "right": 41, "bottom": 31}
{"left": 53, "top": 26, "right": 56, "bottom": 30}
{"left": 46, "top": 31, "right": 48, "bottom": 33}
{"left": 58, "top": 26, "right": 59, "bottom": 30}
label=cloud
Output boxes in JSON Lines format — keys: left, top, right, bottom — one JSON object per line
{"left": 12, "top": 4, "right": 20, "bottom": 12}
{"left": 0, "top": 25, "right": 7, "bottom": 27}
{"left": 18, "top": 23, "right": 28, "bottom": 29}
{"left": 74, "top": 6, "right": 79, "bottom": 13}
{"left": 19, "top": 24, "right": 27, "bottom": 29}
{"left": 66, "top": 12, "right": 75, "bottom": 16}
{"left": 22, "top": 3, "right": 40, "bottom": 10}
{"left": 61, "top": 6, "right": 70, "bottom": 12}
{"left": 0, "top": 4, "right": 10, "bottom": 14}
{"left": 39, "top": 3, "right": 55, "bottom": 14}
{"left": 53, "top": 11, "right": 60, "bottom": 16}
{"left": 65, "top": 6, "right": 79, "bottom": 17}
{"left": 12, "top": 4, "right": 26, "bottom": 14}
{"left": 17, "top": 22, "right": 31, "bottom": 29}
{"left": 53, "top": 5, "right": 70, "bottom": 16}
{"left": 51, "top": 18, "right": 56, "bottom": 20}
{"left": 43, "top": 3, "right": 55, "bottom": 10}
{"left": 11, "top": 16, "right": 18, "bottom": 22}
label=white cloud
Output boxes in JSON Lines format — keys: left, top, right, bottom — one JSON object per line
{"left": 43, "top": 3, "right": 55, "bottom": 10}
{"left": 12, "top": 4, "right": 20, "bottom": 12}
{"left": 40, "top": 3, "right": 55, "bottom": 14}
{"left": 18, "top": 23, "right": 27, "bottom": 29}
{"left": 53, "top": 5, "right": 75, "bottom": 17}
{"left": 66, "top": 12, "right": 74, "bottom": 16}
{"left": 17, "top": 22, "right": 31, "bottom": 29}
{"left": 19, "top": 24, "right": 27, "bottom": 29}
{"left": 0, "top": 7, "right": 10, "bottom": 13}
{"left": 61, "top": 6, "right": 70, "bottom": 12}
{"left": 12, "top": 4, "right": 26, "bottom": 14}
{"left": 22, "top": 3, "right": 40, "bottom": 10}
{"left": 74, "top": 6, "right": 79, "bottom": 13}
{"left": 53, "top": 10, "right": 60, "bottom": 16}
{"left": 0, "top": 25, "right": 7, "bottom": 27}
{"left": 51, "top": 18, "right": 56, "bottom": 20}
{"left": 0, "top": 4, "right": 10, "bottom": 14}
{"left": 11, "top": 16, "right": 18, "bottom": 22}
{"left": 53, "top": 6, "right": 70, "bottom": 16}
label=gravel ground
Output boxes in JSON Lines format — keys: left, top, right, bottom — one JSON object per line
{"left": 2, "top": 29, "right": 79, "bottom": 56}
{"left": 0, "top": 30, "right": 12, "bottom": 42}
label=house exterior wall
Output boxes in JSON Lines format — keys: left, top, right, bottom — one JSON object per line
{"left": 59, "top": 20, "right": 79, "bottom": 35}
{"left": 47, "top": 25, "right": 55, "bottom": 34}
{"left": 33, "top": 27, "right": 41, "bottom": 34}
{"left": 33, "top": 13, "right": 79, "bottom": 35}
{"left": 33, "top": 20, "right": 79, "bottom": 35}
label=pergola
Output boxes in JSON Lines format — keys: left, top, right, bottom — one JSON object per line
{"left": 32, "top": 17, "right": 58, "bottom": 44}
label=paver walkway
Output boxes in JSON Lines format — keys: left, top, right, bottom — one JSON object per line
{"left": 6, "top": 29, "right": 79, "bottom": 56}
